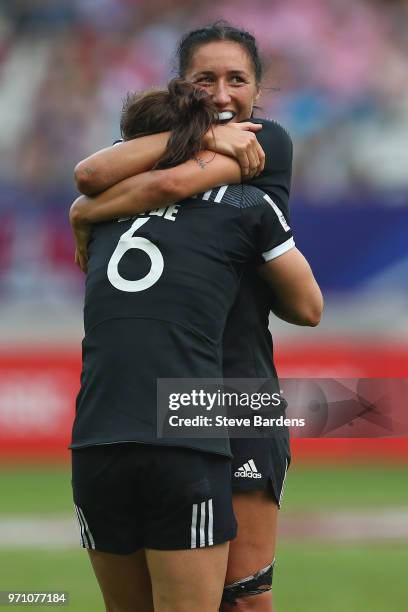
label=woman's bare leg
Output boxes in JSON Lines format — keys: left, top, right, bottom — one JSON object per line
{"left": 220, "top": 490, "right": 278, "bottom": 611}
{"left": 146, "top": 542, "right": 229, "bottom": 612}
{"left": 88, "top": 549, "right": 154, "bottom": 612}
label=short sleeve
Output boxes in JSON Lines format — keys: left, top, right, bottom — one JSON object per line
{"left": 243, "top": 118, "right": 293, "bottom": 221}
{"left": 240, "top": 187, "right": 295, "bottom": 265}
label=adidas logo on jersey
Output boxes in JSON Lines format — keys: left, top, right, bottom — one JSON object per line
{"left": 234, "top": 459, "right": 262, "bottom": 479}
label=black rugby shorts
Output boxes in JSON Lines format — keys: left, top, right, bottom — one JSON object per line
{"left": 230, "top": 431, "right": 291, "bottom": 507}
{"left": 72, "top": 443, "right": 237, "bottom": 554}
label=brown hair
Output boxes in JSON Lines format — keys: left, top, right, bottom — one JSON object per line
{"left": 177, "top": 21, "right": 263, "bottom": 86}
{"left": 120, "top": 78, "right": 218, "bottom": 169}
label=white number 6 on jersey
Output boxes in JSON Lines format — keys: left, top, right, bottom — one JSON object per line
{"left": 107, "top": 217, "right": 164, "bottom": 292}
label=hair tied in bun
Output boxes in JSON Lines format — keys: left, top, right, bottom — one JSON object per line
{"left": 119, "top": 77, "right": 218, "bottom": 170}
{"left": 168, "top": 78, "right": 210, "bottom": 117}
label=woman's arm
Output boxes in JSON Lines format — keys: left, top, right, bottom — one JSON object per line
{"left": 258, "top": 248, "right": 323, "bottom": 327}
{"left": 71, "top": 151, "right": 241, "bottom": 225}
{"left": 70, "top": 151, "right": 241, "bottom": 272}
{"left": 74, "top": 123, "right": 264, "bottom": 196}
{"left": 74, "top": 133, "right": 170, "bottom": 196}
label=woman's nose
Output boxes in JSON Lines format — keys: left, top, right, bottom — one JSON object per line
{"left": 212, "top": 82, "right": 231, "bottom": 105}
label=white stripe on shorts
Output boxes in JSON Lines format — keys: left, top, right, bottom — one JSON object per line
{"left": 77, "top": 506, "right": 96, "bottom": 549}
{"left": 199, "top": 501, "right": 206, "bottom": 547}
{"left": 208, "top": 499, "right": 214, "bottom": 546}
{"left": 191, "top": 503, "right": 198, "bottom": 549}
{"left": 191, "top": 499, "right": 214, "bottom": 548}
{"left": 279, "top": 458, "right": 289, "bottom": 507}
{"left": 74, "top": 505, "right": 87, "bottom": 548}
{"left": 75, "top": 505, "right": 96, "bottom": 549}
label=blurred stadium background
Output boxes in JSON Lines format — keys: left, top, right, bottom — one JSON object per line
{"left": 0, "top": 0, "right": 407, "bottom": 610}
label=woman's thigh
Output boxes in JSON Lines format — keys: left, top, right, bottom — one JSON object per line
{"left": 146, "top": 543, "right": 229, "bottom": 612}
{"left": 227, "top": 490, "right": 279, "bottom": 582}
{"left": 221, "top": 490, "right": 278, "bottom": 611}
{"left": 88, "top": 549, "right": 153, "bottom": 612}
{"left": 220, "top": 435, "right": 290, "bottom": 610}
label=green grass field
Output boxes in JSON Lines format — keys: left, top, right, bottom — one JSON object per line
{"left": 0, "top": 463, "right": 407, "bottom": 611}
{"left": 274, "top": 543, "right": 408, "bottom": 612}
{"left": 0, "top": 549, "right": 102, "bottom": 611}
{"left": 1, "top": 543, "right": 407, "bottom": 612}
{"left": 1, "top": 463, "right": 408, "bottom": 515}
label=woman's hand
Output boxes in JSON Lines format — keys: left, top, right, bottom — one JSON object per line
{"left": 70, "top": 198, "right": 92, "bottom": 274}
{"left": 203, "top": 122, "right": 265, "bottom": 180}
{"left": 73, "top": 225, "right": 91, "bottom": 274}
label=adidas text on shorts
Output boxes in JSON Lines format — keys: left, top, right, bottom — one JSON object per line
{"left": 231, "top": 434, "right": 291, "bottom": 507}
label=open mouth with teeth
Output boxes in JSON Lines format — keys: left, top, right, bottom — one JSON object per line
{"left": 216, "top": 111, "right": 236, "bottom": 124}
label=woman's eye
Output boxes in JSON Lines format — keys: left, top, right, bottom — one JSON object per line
{"left": 196, "top": 78, "right": 213, "bottom": 85}
{"left": 231, "top": 76, "right": 245, "bottom": 84}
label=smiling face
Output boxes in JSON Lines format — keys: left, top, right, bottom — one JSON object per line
{"left": 184, "top": 41, "right": 260, "bottom": 123}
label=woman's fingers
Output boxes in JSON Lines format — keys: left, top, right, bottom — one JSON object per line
{"left": 256, "top": 140, "right": 266, "bottom": 174}
{"left": 206, "top": 123, "right": 265, "bottom": 177}
{"left": 78, "top": 253, "right": 88, "bottom": 274}
{"left": 241, "top": 133, "right": 265, "bottom": 178}
{"left": 230, "top": 126, "right": 264, "bottom": 177}
{"left": 235, "top": 148, "right": 250, "bottom": 179}
{"left": 72, "top": 221, "right": 91, "bottom": 274}
{"left": 75, "top": 247, "right": 88, "bottom": 274}
{"left": 233, "top": 122, "right": 263, "bottom": 133}
{"left": 246, "top": 145, "right": 259, "bottom": 179}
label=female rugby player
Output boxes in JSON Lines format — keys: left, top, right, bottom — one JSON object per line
{"left": 71, "top": 23, "right": 320, "bottom": 612}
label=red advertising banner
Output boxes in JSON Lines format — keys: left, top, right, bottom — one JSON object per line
{"left": 0, "top": 343, "right": 407, "bottom": 462}
{"left": 0, "top": 351, "right": 80, "bottom": 461}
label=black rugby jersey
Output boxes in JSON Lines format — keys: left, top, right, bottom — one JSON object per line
{"left": 249, "top": 118, "right": 292, "bottom": 221}
{"left": 71, "top": 183, "right": 294, "bottom": 456}
{"left": 223, "top": 119, "right": 293, "bottom": 383}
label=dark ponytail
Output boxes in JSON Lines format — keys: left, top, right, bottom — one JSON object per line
{"left": 120, "top": 78, "right": 218, "bottom": 169}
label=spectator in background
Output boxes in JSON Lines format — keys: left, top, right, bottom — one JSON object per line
{"left": 1, "top": 0, "right": 408, "bottom": 299}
